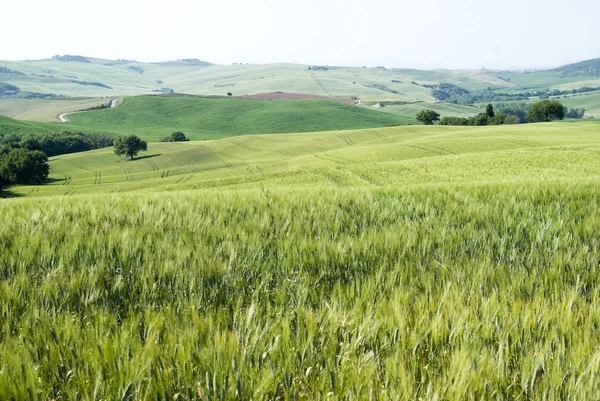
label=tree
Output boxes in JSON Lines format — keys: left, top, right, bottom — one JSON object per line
{"left": 0, "top": 148, "right": 49, "bottom": 184}
{"left": 415, "top": 109, "right": 440, "bottom": 125}
{"left": 160, "top": 132, "right": 190, "bottom": 142}
{"left": 485, "top": 103, "right": 495, "bottom": 118}
{"left": 227, "top": 92, "right": 233, "bottom": 97}
{"left": 114, "top": 135, "right": 147, "bottom": 160}
{"left": 526, "top": 100, "right": 565, "bottom": 122}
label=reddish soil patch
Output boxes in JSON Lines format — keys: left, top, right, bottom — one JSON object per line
{"left": 238, "top": 92, "right": 355, "bottom": 105}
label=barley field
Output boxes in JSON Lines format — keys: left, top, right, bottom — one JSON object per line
{"left": 2, "top": 122, "right": 600, "bottom": 399}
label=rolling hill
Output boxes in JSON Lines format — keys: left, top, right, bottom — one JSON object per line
{"left": 7, "top": 121, "right": 600, "bottom": 197}
{"left": 60, "top": 95, "right": 417, "bottom": 141}
{"left": 3, "top": 120, "right": 600, "bottom": 398}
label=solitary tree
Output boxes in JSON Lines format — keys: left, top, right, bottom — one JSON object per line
{"left": 526, "top": 100, "right": 565, "bottom": 122}
{"left": 416, "top": 109, "right": 440, "bottom": 125}
{"left": 0, "top": 148, "right": 49, "bottom": 184}
{"left": 114, "top": 135, "right": 147, "bottom": 160}
{"left": 485, "top": 103, "right": 495, "bottom": 118}
{"left": 227, "top": 92, "right": 233, "bottom": 97}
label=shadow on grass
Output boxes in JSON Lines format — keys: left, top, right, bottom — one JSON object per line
{"left": 131, "top": 154, "right": 162, "bottom": 161}
{"left": 0, "top": 189, "right": 23, "bottom": 198}
{"left": 45, "top": 178, "right": 66, "bottom": 184}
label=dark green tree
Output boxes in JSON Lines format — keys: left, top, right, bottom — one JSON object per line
{"left": 227, "top": 92, "right": 233, "bottom": 97}
{"left": 415, "top": 109, "right": 440, "bottom": 125}
{"left": 114, "top": 135, "right": 147, "bottom": 160}
{"left": 526, "top": 100, "right": 565, "bottom": 122}
{"left": 160, "top": 132, "right": 190, "bottom": 142}
{"left": 0, "top": 148, "right": 49, "bottom": 184}
{"left": 485, "top": 104, "right": 495, "bottom": 118}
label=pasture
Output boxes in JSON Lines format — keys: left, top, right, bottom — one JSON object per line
{"left": 61, "top": 96, "right": 416, "bottom": 141}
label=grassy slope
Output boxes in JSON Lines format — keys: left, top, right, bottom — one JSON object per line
{"left": 0, "top": 115, "right": 58, "bottom": 136}
{"left": 0, "top": 58, "right": 513, "bottom": 100}
{"left": 8, "top": 121, "right": 600, "bottom": 197}
{"left": 369, "top": 101, "right": 481, "bottom": 118}
{"left": 62, "top": 96, "right": 417, "bottom": 141}
{"left": 3, "top": 123, "right": 600, "bottom": 399}
{"left": 0, "top": 98, "right": 111, "bottom": 122}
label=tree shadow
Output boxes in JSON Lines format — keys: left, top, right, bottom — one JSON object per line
{"left": 45, "top": 177, "right": 66, "bottom": 184}
{"left": 0, "top": 189, "right": 23, "bottom": 198}
{"left": 132, "top": 154, "right": 162, "bottom": 161}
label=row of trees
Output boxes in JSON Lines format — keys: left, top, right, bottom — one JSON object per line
{"left": 0, "top": 131, "right": 114, "bottom": 191}
{"left": 416, "top": 100, "right": 582, "bottom": 126}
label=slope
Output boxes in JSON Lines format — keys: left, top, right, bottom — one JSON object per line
{"left": 8, "top": 121, "right": 600, "bottom": 197}
{"left": 62, "top": 95, "right": 416, "bottom": 141}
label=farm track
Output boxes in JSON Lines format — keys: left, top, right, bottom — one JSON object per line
{"left": 310, "top": 73, "right": 332, "bottom": 96}
{"left": 57, "top": 98, "right": 118, "bottom": 122}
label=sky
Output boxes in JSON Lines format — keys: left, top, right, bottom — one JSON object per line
{"left": 2, "top": 0, "right": 599, "bottom": 70}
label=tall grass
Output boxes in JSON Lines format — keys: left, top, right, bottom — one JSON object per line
{"left": 2, "top": 182, "right": 600, "bottom": 399}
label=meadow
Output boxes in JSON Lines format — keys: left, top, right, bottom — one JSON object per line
{"left": 60, "top": 96, "right": 416, "bottom": 141}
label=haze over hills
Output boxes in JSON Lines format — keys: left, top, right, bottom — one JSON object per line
{"left": 1, "top": 55, "right": 600, "bottom": 123}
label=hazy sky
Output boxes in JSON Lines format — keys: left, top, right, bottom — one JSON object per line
{"left": 3, "top": 0, "right": 599, "bottom": 69}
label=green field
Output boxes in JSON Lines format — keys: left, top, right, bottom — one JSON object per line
{"left": 368, "top": 101, "right": 481, "bottom": 118}
{"left": 0, "top": 98, "right": 111, "bottom": 122}
{"left": 3, "top": 121, "right": 600, "bottom": 399}
{"left": 60, "top": 95, "right": 416, "bottom": 141}
{"left": 3, "top": 57, "right": 600, "bottom": 126}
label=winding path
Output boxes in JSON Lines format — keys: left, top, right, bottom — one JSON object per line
{"left": 57, "top": 98, "right": 118, "bottom": 122}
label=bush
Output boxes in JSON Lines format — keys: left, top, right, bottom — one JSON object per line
{"left": 160, "top": 132, "right": 190, "bottom": 142}
{"left": 0, "top": 148, "right": 49, "bottom": 184}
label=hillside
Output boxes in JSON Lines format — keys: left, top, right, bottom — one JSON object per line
{"left": 7, "top": 121, "right": 600, "bottom": 197}
{"left": 552, "top": 57, "right": 600, "bottom": 77}
{"left": 0, "top": 56, "right": 514, "bottom": 101}
{"left": 0, "top": 115, "right": 57, "bottom": 136}
{"left": 4, "top": 121, "right": 600, "bottom": 398}
{"left": 61, "top": 95, "right": 416, "bottom": 141}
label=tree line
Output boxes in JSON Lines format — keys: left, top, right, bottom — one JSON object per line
{"left": 0, "top": 131, "right": 113, "bottom": 190}
{"left": 416, "top": 100, "right": 581, "bottom": 126}
{"left": 420, "top": 82, "right": 600, "bottom": 105}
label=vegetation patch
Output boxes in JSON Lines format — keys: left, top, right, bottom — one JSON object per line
{"left": 52, "top": 54, "right": 90, "bottom": 63}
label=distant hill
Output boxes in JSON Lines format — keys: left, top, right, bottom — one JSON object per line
{"left": 552, "top": 58, "right": 600, "bottom": 77}
{"left": 61, "top": 95, "right": 418, "bottom": 141}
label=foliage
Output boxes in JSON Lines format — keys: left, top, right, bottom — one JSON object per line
{"left": 114, "top": 135, "right": 147, "bottom": 160}
{"left": 0, "top": 131, "right": 114, "bottom": 157}
{"left": 485, "top": 103, "right": 495, "bottom": 118}
{"left": 0, "top": 83, "right": 20, "bottom": 97}
{"left": 160, "top": 131, "right": 189, "bottom": 142}
{"left": 127, "top": 66, "right": 144, "bottom": 74}
{"left": 52, "top": 54, "right": 90, "bottom": 63}
{"left": 0, "top": 66, "right": 25, "bottom": 75}
{"left": 564, "top": 107, "right": 586, "bottom": 119}
{"left": 526, "top": 100, "right": 565, "bottom": 122}
{"left": 64, "top": 96, "right": 417, "bottom": 142}
{"left": 552, "top": 57, "right": 600, "bottom": 77}
{"left": 415, "top": 109, "right": 440, "bottom": 125}
{"left": 0, "top": 148, "right": 48, "bottom": 184}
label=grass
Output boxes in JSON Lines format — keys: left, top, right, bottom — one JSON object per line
{"left": 3, "top": 122, "right": 600, "bottom": 399}
{"left": 61, "top": 95, "right": 417, "bottom": 141}
{"left": 0, "top": 98, "right": 111, "bottom": 122}
{"left": 7, "top": 121, "right": 600, "bottom": 197}
{"left": 368, "top": 101, "right": 480, "bottom": 118}
{"left": 0, "top": 115, "right": 57, "bottom": 136}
